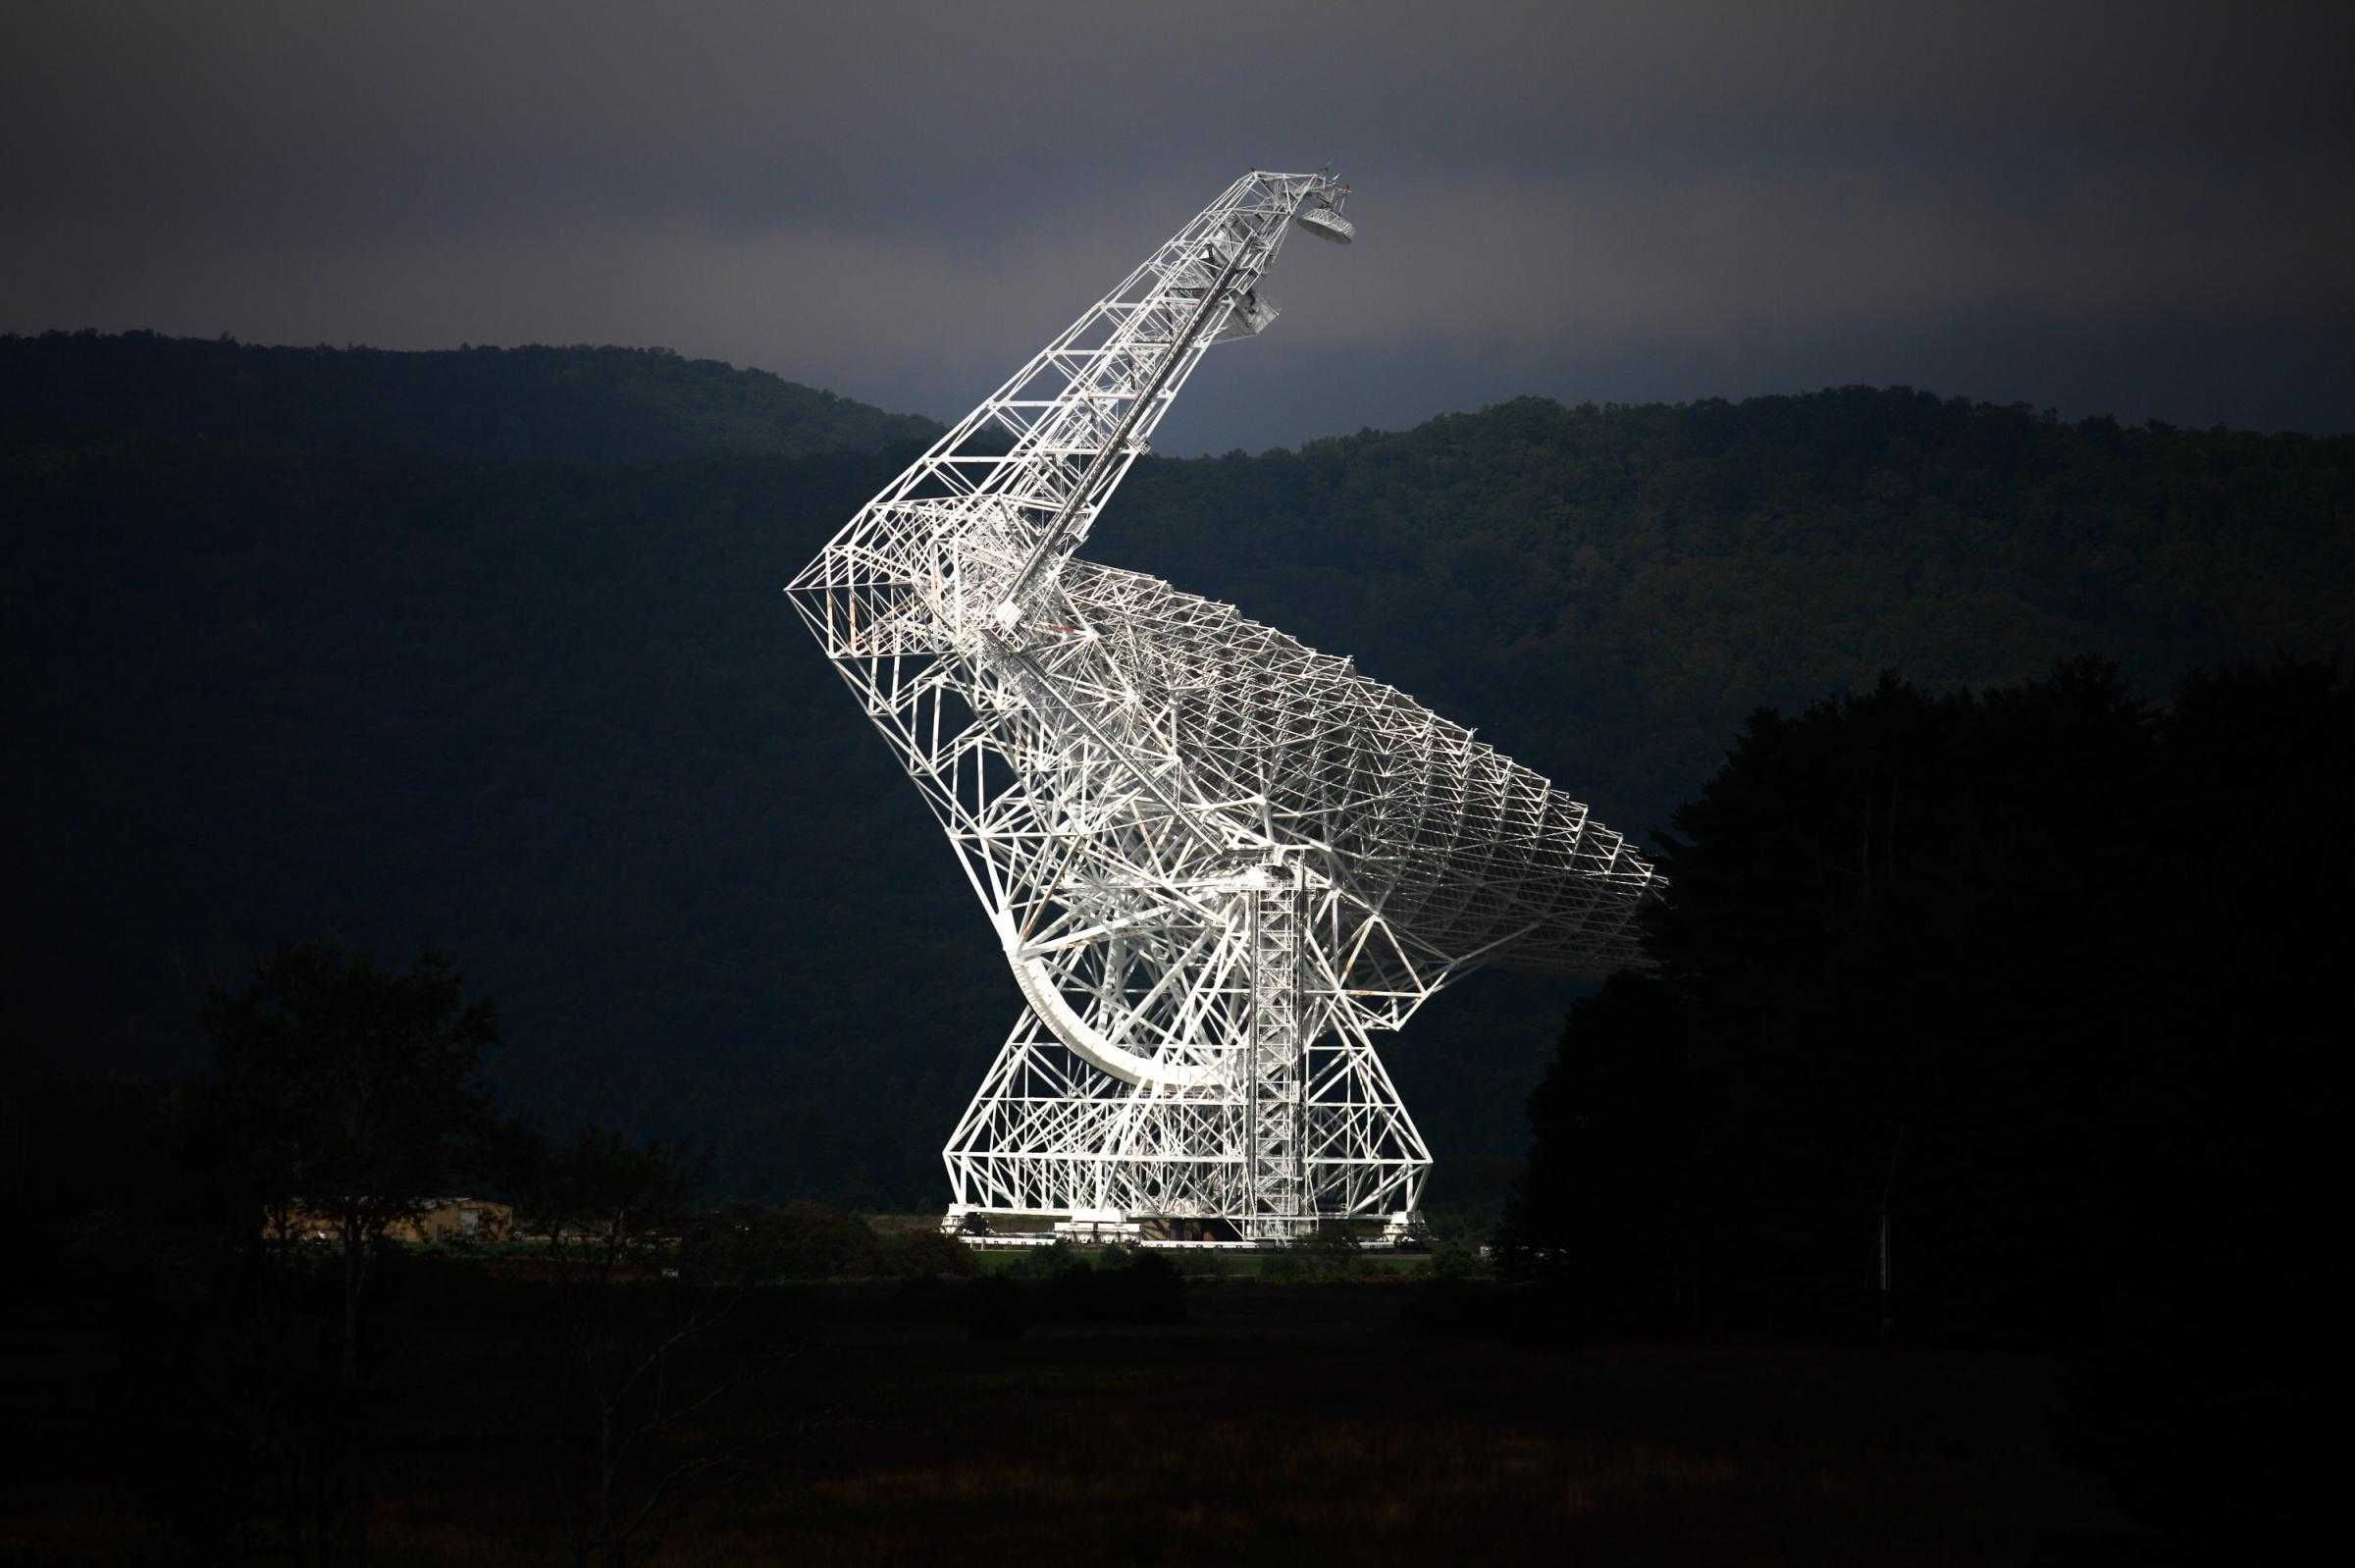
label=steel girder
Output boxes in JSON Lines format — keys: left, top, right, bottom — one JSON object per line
{"left": 786, "top": 171, "right": 1658, "bottom": 1243}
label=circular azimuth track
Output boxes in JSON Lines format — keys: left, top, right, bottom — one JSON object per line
{"left": 786, "top": 170, "right": 1660, "bottom": 1243}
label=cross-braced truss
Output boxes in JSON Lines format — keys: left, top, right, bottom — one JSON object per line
{"left": 786, "top": 170, "right": 1659, "bottom": 1243}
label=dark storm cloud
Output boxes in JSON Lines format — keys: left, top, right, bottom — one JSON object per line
{"left": 7, "top": 1, "right": 2350, "bottom": 445}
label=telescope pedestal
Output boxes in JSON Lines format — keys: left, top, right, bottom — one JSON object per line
{"left": 940, "top": 859, "right": 1432, "bottom": 1246}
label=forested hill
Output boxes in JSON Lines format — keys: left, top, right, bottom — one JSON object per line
{"left": 7, "top": 341, "right": 2350, "bottom": 1212}
{"left": 0, "top": 331, "right": 943, "bottom": 461}
{"left": 1114, "top": 391, "right": 2354, "bottom": 830}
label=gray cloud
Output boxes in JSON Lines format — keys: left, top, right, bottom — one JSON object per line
{"left": 7, "top": 1, "right": 2350, "bottom": 445}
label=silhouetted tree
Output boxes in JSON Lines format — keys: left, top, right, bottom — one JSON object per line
{"left": 1498, "top": 971, "right": 1711, "bottom": 1337}
{"left": 1508, "top": 657, "right": 2349, "bottom": 1544}
{"left": 2084, "top": 659, "right": 2349, "bottom": 1538}
{"left": 1605, "top": 662, "right": 2158, "bottom": 1339}
{"left": 179, "top": 942, "right": 497, "bottom": 1564}
{"left": 191, "top": 943, "right": 498, "bottom": 1385}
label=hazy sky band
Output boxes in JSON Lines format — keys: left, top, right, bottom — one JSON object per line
{"left": 8, "top": 1, "right": 2349, "bottom": 449}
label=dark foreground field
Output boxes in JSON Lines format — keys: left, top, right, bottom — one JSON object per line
{"left": 6, "top": 1260, "right": 2162, "bottom": 1566}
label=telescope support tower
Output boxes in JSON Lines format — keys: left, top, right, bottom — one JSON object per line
{"left": 941, "top": 856, "right": 1433, "bottom": 1243}
{"left": 790, "top": 169, "right": 1659, "bottom": 1250}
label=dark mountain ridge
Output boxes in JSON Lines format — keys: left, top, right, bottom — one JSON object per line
{"left": 0, "top": 330, "right": 943, "bottom": 462}
{"left": 6, "top": 334, "right": 2349, "bottom": 1212}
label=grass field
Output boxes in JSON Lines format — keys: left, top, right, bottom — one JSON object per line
{"left": 3, "top": 1256, "right": 2166, "bottom": 1565}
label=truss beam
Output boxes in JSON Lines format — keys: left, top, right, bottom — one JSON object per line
{"left": 786, "top": 170, "right": 1658, "bottom": 1244}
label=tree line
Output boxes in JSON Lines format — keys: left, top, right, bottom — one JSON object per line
{"left": 1500, "top": 655, "right": 2347, "bottom": 1542}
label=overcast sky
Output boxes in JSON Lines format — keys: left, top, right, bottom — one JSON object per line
{"left": 8, "top": 1, "right": 2350, "bottom": 450}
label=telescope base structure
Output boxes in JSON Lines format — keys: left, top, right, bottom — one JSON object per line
{"left": 939, "top": 1006, "right": 1433, "bottom": 1249}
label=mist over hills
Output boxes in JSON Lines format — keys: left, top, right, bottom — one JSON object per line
{"left": 8, "top": 333, "right": 2350, "bottom": 1214}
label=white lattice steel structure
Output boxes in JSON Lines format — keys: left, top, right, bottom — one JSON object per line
{"left": 787, "top": 171, "right": 1658, "bottom": 1243}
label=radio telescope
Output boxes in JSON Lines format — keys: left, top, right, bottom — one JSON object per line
{"left": 787, "top": 171, "right": 1658, "bottom": 1244}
